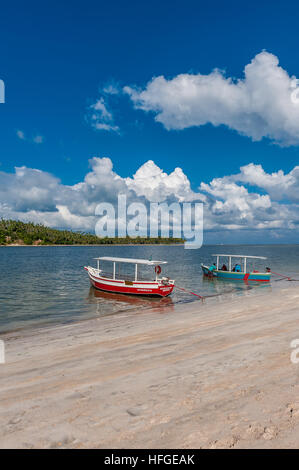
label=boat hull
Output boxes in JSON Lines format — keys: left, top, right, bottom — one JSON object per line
{"left": 85, "top": 267, "right": 174, "bottom": 297}
{"left": 201, "top": 264, "right": 271, "bottom": 282}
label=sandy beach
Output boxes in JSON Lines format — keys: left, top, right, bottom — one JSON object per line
{"left": 1, "top": 284, "right": 299, "bottom": 449}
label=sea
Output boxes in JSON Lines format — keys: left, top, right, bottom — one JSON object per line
{"left": 0, "top": 244, "right": 298, "bottom": 333}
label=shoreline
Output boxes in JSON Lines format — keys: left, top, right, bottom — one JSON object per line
{"left": 0, "top": 276, "right": 288, "bottom": 337}
{"left": 0, "top": 243, "right": 185, "bottom": 247}
{"left": 1, "top": 284, "right": 299, "bottom": 448}
{"left": 2, "top": 244, "right": 299, "bottom": 247}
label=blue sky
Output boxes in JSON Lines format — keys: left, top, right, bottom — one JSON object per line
{"left": 0, "top": 0, "right": 299, "bottom": 242}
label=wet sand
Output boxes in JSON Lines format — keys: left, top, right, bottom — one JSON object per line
{"left": 1, "top": 284, "right": 299, "bottom": 449}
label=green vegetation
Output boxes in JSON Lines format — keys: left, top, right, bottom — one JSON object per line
{"left": 0, "top": 219, "right": 184, "bottom": 246}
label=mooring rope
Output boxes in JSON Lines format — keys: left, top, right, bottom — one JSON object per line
{"left": 174, "top": 269, "right": 299, "bottom": 302}
{"left": 173, "top": 285, "right": 243, "bottom": 301}
{"left": 174, "top": 284, "right": 204, "bottom": 300}
{"left": 271, "top": 271, "right": 299, "bottom": 282}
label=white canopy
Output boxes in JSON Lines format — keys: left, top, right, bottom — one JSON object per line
{"left": 94, "top": 256, "right": 167, "bottom": 265}
{"left": 212, "top": 254, "right": 267, "bottom": 260}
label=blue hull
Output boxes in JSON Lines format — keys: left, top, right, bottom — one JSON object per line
{"left": 201, "top": 265, "right": 271, "bottom": 282}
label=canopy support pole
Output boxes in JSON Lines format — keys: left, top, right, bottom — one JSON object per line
{"left": 244, "top": 258, "right": 247, "bottom": 274}
{"left": 135, "top": 264, "right": 138, "bottom": 281}
{"left": 113, "top": 262, "right": 115, "bottom": 280}
{"left": 229, "top": 257, "right": 232, "bottom": 272}
{"left": 216, "top": 256, "right": 219, "bottom": 270}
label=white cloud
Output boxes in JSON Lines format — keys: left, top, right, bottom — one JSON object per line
{"left": 16, "top": 130, "right": 25, "bottom": 140}
{"left": 234, "top": 163, "right": 299, "bottom": 202}
{"left": 124, "top": 51, "right": 299, "bottom": 146}
{"left": 33, "top": 135, "right": 44, "bottom": 144}
{"left": 125, "top": 160, "right": 204, "bottom": 203}
{"left": 16, "top": 130, "right": 44, "bottom": 144}
{"left": 88, "top": 97, "right": 119, "bottom": 133}
{"left": 0, "top": 157, "right": 298, "bottom": 242}
{"left": 199, "top": 164, "right": 299, "bottom": 234}
{"left": 103, "top": 83, "right": 120, "bottom": 95}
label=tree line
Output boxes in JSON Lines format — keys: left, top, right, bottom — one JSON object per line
{"left": 0, "top": 219, "right": 184, "bottom": 245}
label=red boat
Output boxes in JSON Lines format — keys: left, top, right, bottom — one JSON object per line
{"left": 84, "top": 256, "right": 175, "bottom": 297}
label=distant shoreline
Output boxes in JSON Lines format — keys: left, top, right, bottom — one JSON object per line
{"left": 0, "top": 220, "right": 184, "bottom": 247}
{"left": 0, "top": 243, "right": 185, "bottom": 247}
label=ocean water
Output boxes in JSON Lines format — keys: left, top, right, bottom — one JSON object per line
{"left": 0, "top": 244, "right": 298, "bottom": 333}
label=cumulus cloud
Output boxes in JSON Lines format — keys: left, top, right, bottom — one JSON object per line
{"left": 124, "top": 51, "right": 299, "bottom": 146}
{"left": 199, "top": 163, "right": 299, "bottom": 234}
{"left": 234, "top": 163, "right": 299, "bottom": 202}
{"left": 0, "top": 166, "right": 60, "bottom": 212}
{"left": 0, "top": 157, "right": 298, "bottom": 241}
{"left": 125, "top": 160, "right": 205, "bottom": 203}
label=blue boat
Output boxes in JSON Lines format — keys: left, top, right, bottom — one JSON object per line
{"left": 201, "top": 254, "right": 271, "bottom": 282}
